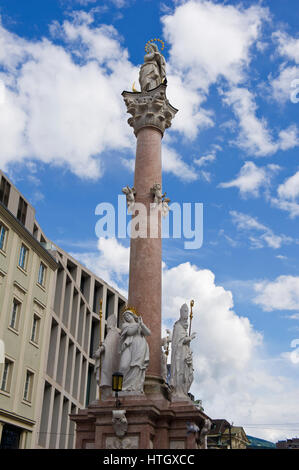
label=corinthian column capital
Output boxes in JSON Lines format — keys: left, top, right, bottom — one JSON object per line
{"left": 122, "top": 84, "right": 178, "bottom": 137}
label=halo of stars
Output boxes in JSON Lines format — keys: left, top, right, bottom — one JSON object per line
{"left": 145, "top": 38, "right": 165, "bottom": 53}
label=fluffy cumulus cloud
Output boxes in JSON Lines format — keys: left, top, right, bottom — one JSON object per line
{"left": 71, "top": 237, "right": 299, "bottom": 440}
{"left": 0, "top": 13, "right": 138, "bottom": 178}
{"left": 162, "top": 0, "right": 267, "bottom": 88}
{"left": 254, "top": 275, "right": 299, "bottom": 311}
{"left": 219, "top": 161, "right": 280, "bottom": 197}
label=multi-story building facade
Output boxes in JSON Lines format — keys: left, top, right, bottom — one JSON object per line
{"left": 0, "top": 171, "right": 126, "bottom": 448}
{"left": 276, "top": 438, "right": 299, "bottom": 449}
{"left": 0, "top": 172, "right": 58, "bottom": 448}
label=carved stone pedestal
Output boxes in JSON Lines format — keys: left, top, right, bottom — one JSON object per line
{"left": 70, "top": 395, "right": 209, "bottom": 449}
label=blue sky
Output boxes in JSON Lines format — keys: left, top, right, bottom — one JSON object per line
{"left": 0, "top": 0, "right": 299, "bottom": 441}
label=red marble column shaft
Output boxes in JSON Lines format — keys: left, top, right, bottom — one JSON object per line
{"left": 128, "top": 126, "right": 162, "bottom": 380}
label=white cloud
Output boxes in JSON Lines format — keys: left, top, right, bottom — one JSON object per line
{"left": 0, "top": 14, "right": 138, "bottom": 179}
{"left": 271, "top": 197, "right": 299, "bottom": 219}
{"left": 278, "top": 171, "right": 299, "bottom": 200}
{"left": 219, "top": 161, "right": 280, "bottom": 197}
{"left": 194, "top": 153, "right": 216, "bottom": 168}
{"left": 270, "top": 31, "right": 299, "bottom": 103}
{"left": 162, "top": 145, "right": 197, "bottom": 182}
{"left": 222, "top": 87, "right": 299, "bottom": 156}
{"left": 271, "top": 171, "right": 299, "bottom": 218}
{"left": 166, "top": 72, "right": 214, "bottom": 139}
{"left": 230, "top": 210, "right": 293, "bottom": 249}
{"left": 70, "top": 237, "right": 130, "bottom": 294}
{"left": 274, "top": 31, "right": 299, "bottom": 64}
{"left": 271, "top": 65, "right": 299, "bottom": 103}
{"left": 278, "top": 125, "right": 299, "bottom": 150}
{"left": 254, "top": 276, "right": 299, "bottom": 312}
{"left": 162, "top": 1, "right": 267, "bottom": 88}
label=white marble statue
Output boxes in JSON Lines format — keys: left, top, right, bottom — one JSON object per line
{"left": 119, "top": 309, "right": 151, "bottom": 393}
{"left": 139, "top": 43, "right": 166, "bottom": 92}
{"left": 93, "top": 314, "right": 120, "bottom": 399}
{"left": 161, "top": 329, "right": 172, "bottom": 383}
{"left": 122, "top": 185, "right": 136, "bottom": 213}
{"left": 161, "top": 196, "right": 171, "bottom": 217}
{"left": 170, "top": 303, "right": 196, "bottom": 399}
{"left": 198, "top": 418, "right": 212, "bottom": 449}
{"left": 150, "top": 183, "right": 164, "bottom": 207}
{"left": 112, "top": 410, "right": 128, "bottom": 437}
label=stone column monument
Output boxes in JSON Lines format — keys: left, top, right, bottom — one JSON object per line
{"left": 70, "top": 40, "right": 211, "bottom": 449}
{"left": 121, "top": 41, "right": 177, "bottom": 392}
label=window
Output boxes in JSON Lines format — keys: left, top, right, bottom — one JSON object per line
{"left": 17, "top": 197, "right": 27, "bottom": 225}
{"left": 23, "top": 370, "right": 34, "bottom": 402}
{"left": 30, "top": 315, "right": 40, "bottom": 344}
{"left": 0, "top": 223, "right": 7, "bottom": 251}
{"left": 0, "top": 177, "right": 11, "bottom": 207}
{"left": 37, "top": 262, "right": 46, "bottom": 286}
{"left": 0, "top": 358, "right": 13, "bottom": 393}
{"left": 10, "top": 299, "right": 21, "bottom": 331}
{"left": 18, "top": 244, "right": 28, "bottom": 270}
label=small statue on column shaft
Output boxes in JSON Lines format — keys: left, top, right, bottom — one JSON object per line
{"left": 170, "top": 303, "right": 196, "bottom": 399}
{"left": 119, "top": 307, "right": 151, "bottom": 393}
{"left": 122, "top": 185, "right": 136, "bottom": 213}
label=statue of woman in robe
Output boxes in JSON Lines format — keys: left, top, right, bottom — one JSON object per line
{"left": 139, "top": 43, "right": 166, "bottom": 92}
{"left": 119, "top": 309, "right": 151, "bottom": 393}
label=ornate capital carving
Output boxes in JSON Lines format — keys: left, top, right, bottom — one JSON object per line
{"left": 122, "top": 84, "right": 178, "bottom": 137}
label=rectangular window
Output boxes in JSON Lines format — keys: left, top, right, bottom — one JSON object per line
{"left": 30, "top": 315, "right": 40, "bottom": 344}
{"left": 0, "top": 223, "right": 7, "bottom": 251}
{"left": 23, "top": 370, "right": 34, "bottom": 402}
{"left": 18, "top": 244, "right": 28, "bottom": 270}
{"left": 10, "top": 299, "right": 21, "bottom": 331}
{"left": 0, "top": 358, "right": 13, "bottom": 393}
{"left": 37, "top": 262, "right": 46, "bottom": 286}
{"left": 0, "top": 177, "right": 11, "bottom": 207}
{"left": 17, "top": 197, "right": 27, "bottom": 225}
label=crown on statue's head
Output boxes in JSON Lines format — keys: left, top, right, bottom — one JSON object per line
{"left": 121, "top": 304, "right": 141, "bottom": 317}
{"left": 145, "top": 38, "right": 165, "bottom": 53}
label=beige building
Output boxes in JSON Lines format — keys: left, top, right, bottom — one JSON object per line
{"left": 0, "top": 171, "right": 58, "bottom": 448}
{"left": 207, "top": 419, "right": 250, "bottom": 449}
{"left": 0, "top": 171, "right": 126, "bottom": 448}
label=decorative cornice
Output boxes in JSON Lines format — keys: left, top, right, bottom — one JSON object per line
{"left": 122, "top": 83, "right": 178, "bottom": 137}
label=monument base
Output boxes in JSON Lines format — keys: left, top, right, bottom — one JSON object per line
{"left": 70, "top": 394, "right": 209, "bottom": 449}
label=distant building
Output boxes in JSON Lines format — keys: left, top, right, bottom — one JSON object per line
{"left": 246, "top": 435, "right": 275, "bottom": 449}
{"left": 208, "top": 419, "right": 250, "bottom": 449}
{"left": 0, "top": 171, "right": 126, "bottom": 448}
{"left": 276, "top": 438, "right": 299, "bottom": 449}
